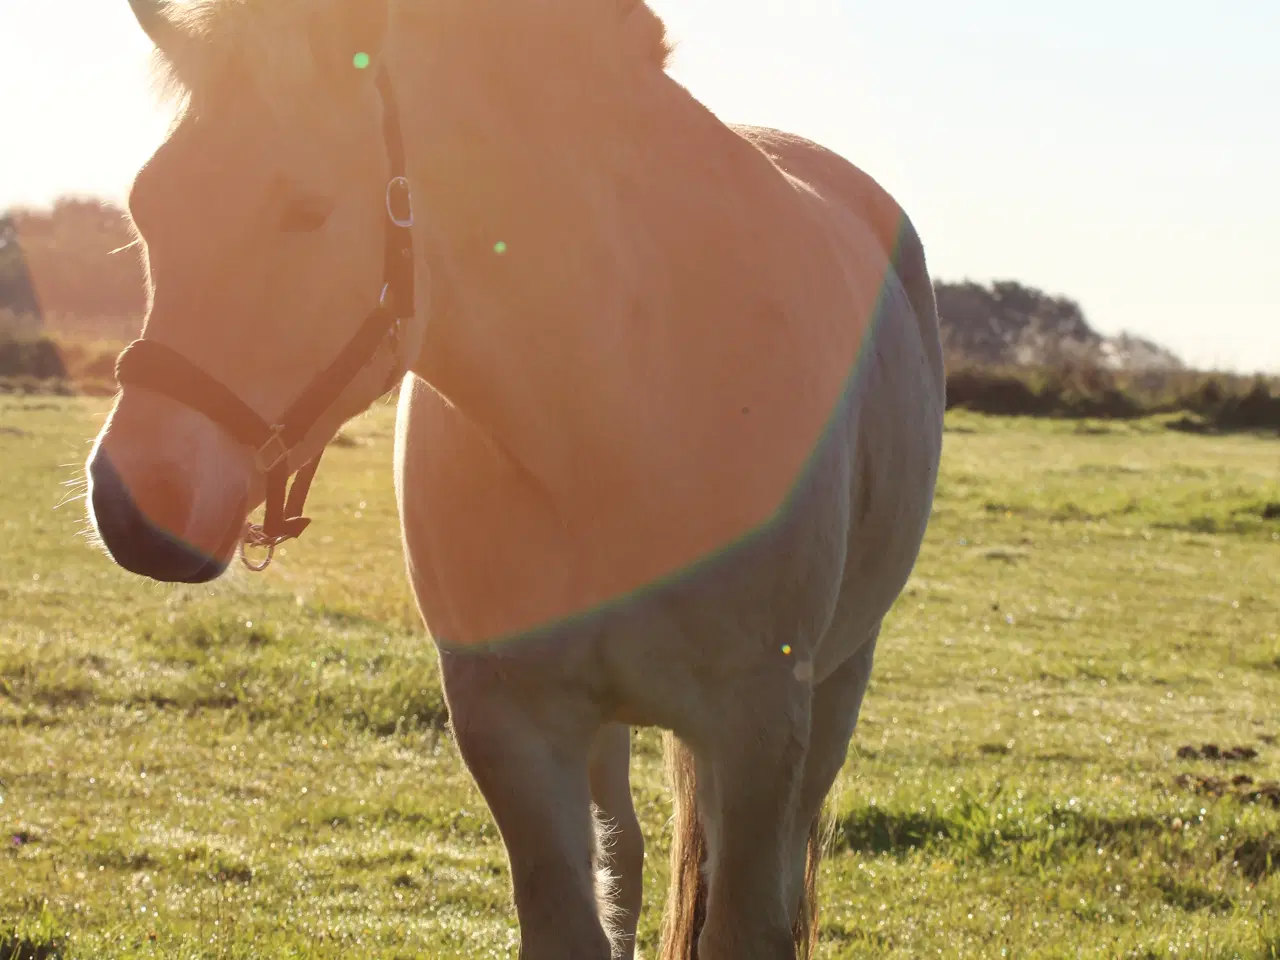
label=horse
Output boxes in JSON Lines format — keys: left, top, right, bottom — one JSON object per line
{"left": 85, "top": 0, "right": 946, "bottom": 957}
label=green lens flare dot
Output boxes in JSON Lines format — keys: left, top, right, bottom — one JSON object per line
{"left": 353, "top": 52, "right": 371, "bottom": 70}
{"left": 493, "top": 241, "right": 508, "bottom": 255}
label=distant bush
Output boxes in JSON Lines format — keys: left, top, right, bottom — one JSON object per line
{"left": 944, "top": 354, "right": 1280, "bottom": 433}
{"left": 1182, "top": 379, "right": 1280, "bottom": 432}
{"left": 0, "top": 313, "right": 119, "bottom": 396}
{"left": 0, "top": 335, "right": 66, "bottom": 380}
{"left": 936, "top": 279, "right": 1183, "bottom": 372}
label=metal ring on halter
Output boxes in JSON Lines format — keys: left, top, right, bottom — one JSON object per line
{"left": 385, "top": 176, "right": 413, "bottom": 228}
{"left": 239, "top": 525, "right": 276, "bottom": 572}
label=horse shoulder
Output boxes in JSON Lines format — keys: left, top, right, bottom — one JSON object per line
{"left": 395, "top": 376, "right": 581, "bottom": 647}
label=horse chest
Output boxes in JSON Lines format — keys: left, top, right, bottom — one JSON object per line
{"left": 399, "top": 388, "right": 841, "bottom": 653}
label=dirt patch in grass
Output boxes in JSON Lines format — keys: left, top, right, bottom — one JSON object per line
{"left": 1173, "top": 774, "right": 1280, "bottom": 809}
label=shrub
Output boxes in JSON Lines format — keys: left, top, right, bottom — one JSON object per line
{"left": 0, "top": 335, "right": 66, "bottom": 380}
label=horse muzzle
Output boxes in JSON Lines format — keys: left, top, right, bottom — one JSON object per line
{"left": 87, "top": 450, "right": 235, "bottom": 583}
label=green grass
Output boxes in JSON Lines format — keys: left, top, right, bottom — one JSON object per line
{"left": 2, "top": 396, "right": 1278, "bottom": 958}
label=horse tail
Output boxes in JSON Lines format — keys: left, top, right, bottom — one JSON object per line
{"left": 659, "top": 732, "right": 707, "bottom": 960}
{"left": 658, "top": 732, "right": 835, "bottom": 960}
{"left": 793, "top": 799, "right": 838, "bottom": 959}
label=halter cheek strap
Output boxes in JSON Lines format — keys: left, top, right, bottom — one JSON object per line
{"left": 113, "top": 65, "right": 416, "bottom": 572}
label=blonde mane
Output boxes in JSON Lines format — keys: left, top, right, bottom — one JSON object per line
{"left": 147, "top": 0, "right": 675, "bottom": 112}
{"left": 146, "top": 0, "right": 354, "bottom": 111}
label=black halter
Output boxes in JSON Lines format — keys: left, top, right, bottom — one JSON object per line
{"left": 114, "top": 66, "right": 415, "bottom": 572}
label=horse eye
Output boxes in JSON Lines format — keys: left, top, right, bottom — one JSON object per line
{"left": 280, "top": 196, "right": 332, "bottom": 233}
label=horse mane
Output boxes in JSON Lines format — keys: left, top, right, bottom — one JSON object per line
{"left": 147, "top": 0, "right": 675, "bottom": 109}
{"left": 619, "top": 0, "right": 676, "bottom": 70}
{"left": 144, "top": 0, "right": 312, "bottom": 110}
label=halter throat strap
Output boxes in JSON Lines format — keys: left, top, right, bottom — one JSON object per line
{"left": 113, "top": 64, "right": 415, "bottom": 571}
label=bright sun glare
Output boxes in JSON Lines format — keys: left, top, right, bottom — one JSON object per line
{"left": 0, "top": 0, "right": 1277, "bottom": 372}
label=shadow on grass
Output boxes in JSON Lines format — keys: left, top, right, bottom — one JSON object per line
{"left": 1155, "top": 876, "right": 1235, "bottom": 915}
{"left": 0, "top": 933, "right": 64, "bottom": 960}
{"left": 833, "top": 789, "right": 1169, "bottom": 864}
{"left": 1234, "top": 835, "right": 1280, "bottom": 882}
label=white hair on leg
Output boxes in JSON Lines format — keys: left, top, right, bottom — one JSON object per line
{"left": 591, "top": 803, "right": 627, "bottom": 959}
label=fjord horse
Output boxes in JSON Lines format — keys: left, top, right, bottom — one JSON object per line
{"left": 87, "top": 1, "right": 945, "bottom": 956}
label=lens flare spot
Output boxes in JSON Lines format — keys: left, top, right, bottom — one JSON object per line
{"left": 493, "top": 241, "right": 508, "bottom": 255}
{"left": 781, "top": 644, "right": 793, "bottom": 656}
{"left": 352, "top": 51, "right": 371, "bottom": 70}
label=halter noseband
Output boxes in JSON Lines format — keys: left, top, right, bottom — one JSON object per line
{"left": 113, "top": 66, "right": 416, "bottom": 573}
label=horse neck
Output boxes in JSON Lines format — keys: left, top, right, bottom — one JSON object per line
{"left": 403, "top": 71, "right": 796, "bottom": 517}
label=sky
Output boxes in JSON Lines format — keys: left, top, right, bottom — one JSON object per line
{"left": 2, "top": 0, "right": 1277, "bottom": 373}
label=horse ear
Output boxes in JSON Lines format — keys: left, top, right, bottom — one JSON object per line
{"left": 127, "top": 0, "right": 184, "bottom": 55}
{"left": 308, "top": 0, "right": 390, "bottom": 86}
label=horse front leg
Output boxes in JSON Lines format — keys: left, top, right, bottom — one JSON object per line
{"left": 443, "top": 658, "right": 614, "bottom": 960}
{"left": 589, "top": 723, "right": 645, "bottom": 958}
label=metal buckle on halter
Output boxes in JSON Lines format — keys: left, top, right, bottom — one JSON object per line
{"left": 254, "top": 426, "right": 289, "bottom": 474}
{"left": 385, "top": 176, "right": 413, "bottom": 228}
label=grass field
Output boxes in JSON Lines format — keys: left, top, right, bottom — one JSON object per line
{"left": 2, "top": 394, "right": 1279, "bottom": 959}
